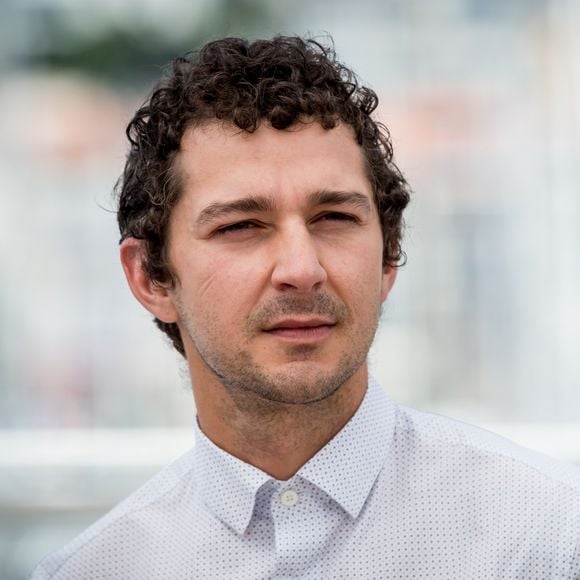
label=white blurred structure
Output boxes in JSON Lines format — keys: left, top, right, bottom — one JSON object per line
{"left": 0, "top": 0, "right": 579, "bottom": 577}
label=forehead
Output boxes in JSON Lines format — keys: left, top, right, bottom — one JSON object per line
{"left": 173, "top": 121, "right": 374, "bottom": 211}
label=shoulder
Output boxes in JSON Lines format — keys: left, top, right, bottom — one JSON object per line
{"left": 399, "top": 405, "right": 579, "bottom": 480}
{"left": 30, "top": 448, "right": 199, "bottom": 580}
{"left": 392, "top": 404, "right": 580, "bottom": 509}
{"left": 353, "top": 401, "right": 580, "bottom": 578}
{"left": 373, "top": 405, "right": 580, "bottom": 575}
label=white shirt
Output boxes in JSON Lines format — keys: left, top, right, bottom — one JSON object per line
{"left": 31, "top": 375, "right": 580, "bottom": 579}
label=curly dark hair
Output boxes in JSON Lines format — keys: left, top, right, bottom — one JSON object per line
{"left": 117, "top": 35, "right": 410, "bottom": 356}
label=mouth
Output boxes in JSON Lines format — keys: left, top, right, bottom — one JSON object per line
{"left": 263, "top": 318, "right": 336, "bottom": 341}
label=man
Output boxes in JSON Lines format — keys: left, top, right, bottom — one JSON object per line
{"left": 32, "top": 36, "right": 579, "bottom": 579}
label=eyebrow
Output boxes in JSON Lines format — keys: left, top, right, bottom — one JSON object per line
{"left": 196, "top": 196, "right": 276, "bottom": 226}
{"left": 309, "top": 189, "right": 372, "bottom": 212}
{"left": 196, "top": 189, "right": 372, "bottom": 227}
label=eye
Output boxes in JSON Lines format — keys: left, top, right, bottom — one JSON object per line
{"left": 316, "top": 211, "right": 359, "bottom": 223}
{"left": 215, "top": 220, "right": 259, "bottom": 235}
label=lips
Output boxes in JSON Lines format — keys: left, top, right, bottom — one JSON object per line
{"left": 263, "top": 318, "right": 336, "bottom": 341}
{"left": 264, "top": 318, "right": 335, "bottom": 331}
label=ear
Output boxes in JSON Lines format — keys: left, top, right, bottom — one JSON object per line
{"left": 380, "top": 265, "right": 397, "bottom": 303}
{"left": 119, "top": 238, "right": 179, "bottom": 323}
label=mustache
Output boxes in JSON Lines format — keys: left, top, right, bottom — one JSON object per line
{"left": 248, "top": 293, "right": 349, "bottom": 330}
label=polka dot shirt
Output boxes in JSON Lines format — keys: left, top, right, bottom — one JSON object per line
{"left": 31, "top": 375, "right": 580, "bottom": 579}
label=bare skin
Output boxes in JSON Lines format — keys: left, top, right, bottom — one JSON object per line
{"left": 121, "top": 121, "right": 396, "bottom": 481}
{"left": 189, "top": 352, "right": 368, "bottom": 480}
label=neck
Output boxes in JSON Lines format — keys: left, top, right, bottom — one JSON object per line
{"left": 193, "top": 366, "right": 368, "bottom": 480}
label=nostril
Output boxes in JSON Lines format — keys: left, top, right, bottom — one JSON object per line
{"left": 269, "top": 230, "right": 328, "bottom": 291}
{"left": 271, "top": 254, "right": 327, "bottom": 290}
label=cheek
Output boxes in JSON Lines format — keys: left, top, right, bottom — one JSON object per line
{"left": 327, "top": 237, "right": 383, "bottom": 285}
{"left": 181, "top": 252, "right": 270, "bottom": 313}
{"left": 326, "top": 259, "right": 383, "bottom": 315}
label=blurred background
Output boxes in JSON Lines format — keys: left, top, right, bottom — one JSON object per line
{"left": 1, "top": 0, "right": 579, "bottom": 577}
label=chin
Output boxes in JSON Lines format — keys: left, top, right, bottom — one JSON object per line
{"left": 241, "top": 360, "right": 361, "bottom": 406}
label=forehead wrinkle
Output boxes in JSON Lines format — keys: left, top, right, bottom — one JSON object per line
{"left": 196, "top": 195, "right": 277, "bottom": 226}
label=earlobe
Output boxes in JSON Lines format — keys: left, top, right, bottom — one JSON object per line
{"left": 380, "top": 266, "right": 397, "bottom": 303}
{"left": 119, "top": 238, "right": 179, "bottom": 323}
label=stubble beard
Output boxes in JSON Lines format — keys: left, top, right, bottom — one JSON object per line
{"left": 176, "top": 293, "right": 381, "bottom": 410}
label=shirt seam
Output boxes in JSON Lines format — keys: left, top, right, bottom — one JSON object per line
{"left": 397, "top": 417, "right": 580, "bottom": 574}
{"left": 397, "top": 409, "right": 580, "bottom": 495}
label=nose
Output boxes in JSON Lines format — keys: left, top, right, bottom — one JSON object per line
{"left": 270, "top": 225, "right": 328, "bottom": 292}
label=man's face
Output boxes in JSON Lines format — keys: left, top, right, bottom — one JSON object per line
{"left": 165, "top": 121, "right": 395, "bottom": 405}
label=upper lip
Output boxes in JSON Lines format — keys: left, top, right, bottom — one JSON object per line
{"left": 264, "top": 317, "right": 336, "bottom": 331}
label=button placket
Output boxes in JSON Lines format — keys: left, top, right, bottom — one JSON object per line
{"left": 279, "top": 489, "right": 299, "bottom": 507}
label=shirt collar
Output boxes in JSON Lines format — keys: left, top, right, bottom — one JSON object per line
{"left": 298, "top": 374, "right": 396, "bottom": 519}
{"left": 193, "top": 373, "right": 396, "bottom": 533}
{"left": 193, "top": 422, "right": 271, "bottom": 535}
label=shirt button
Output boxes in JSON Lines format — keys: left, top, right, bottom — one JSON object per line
{"left": 280, "top": 489, "right": 299, "bottom": 507}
